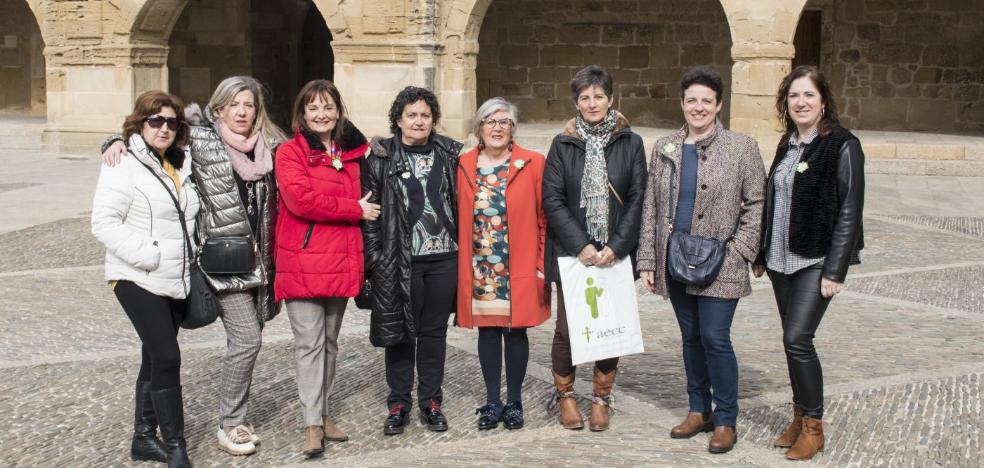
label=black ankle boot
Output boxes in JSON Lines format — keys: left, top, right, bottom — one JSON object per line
{"left": 131, "top": 381, "right": 167, "bottom": 462}
{"left": 150, "top": 386, "right": 192, "bottom": 468}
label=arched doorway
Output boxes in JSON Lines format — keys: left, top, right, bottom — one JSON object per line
{"left": 475, "top": 0, "right": 733, "bottom": 127}
{"left": 0, "top": 0, "right": 45, "bottom": 115}
{"left": 166, "top": 0, "right": 333, "bottom": 128}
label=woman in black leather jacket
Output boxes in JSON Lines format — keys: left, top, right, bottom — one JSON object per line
{"left": 752, "top": 65, "right": 864, "bottom": 461}
{"left": 542, "top": 65, "right": 647, "bottom": 432}
{"left": 362, "top": 86, "right": 463, "bottom": 436}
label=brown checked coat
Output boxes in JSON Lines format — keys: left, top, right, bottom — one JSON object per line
{"left": 637, "top": 121, "right": 766, "bottom": 299}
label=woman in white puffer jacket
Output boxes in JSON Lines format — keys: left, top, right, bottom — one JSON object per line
{"left": 91, "top": 90, "right": 199, "bottom": 467}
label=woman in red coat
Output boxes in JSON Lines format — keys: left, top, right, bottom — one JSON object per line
{"left": 456, "top": 97, "right": 550, "bottom": 431}
{"left": 274, "top": 79, "right": 380, "bottom": 457}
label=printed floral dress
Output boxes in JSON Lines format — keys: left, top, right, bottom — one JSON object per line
{"left": 471, "top": 162, "right": 511, "bottom": 324}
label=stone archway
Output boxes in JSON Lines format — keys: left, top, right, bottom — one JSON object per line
{"left": 0, "top": 1, "right": 47, "bottom": 115}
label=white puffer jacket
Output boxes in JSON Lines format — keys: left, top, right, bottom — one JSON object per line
{"left": 91, "top": 135, "right": 200, "bottom": 299}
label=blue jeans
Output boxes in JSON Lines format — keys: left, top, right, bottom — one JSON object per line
{"left": 668, "top": 280, "right": 739, "bottom": 427}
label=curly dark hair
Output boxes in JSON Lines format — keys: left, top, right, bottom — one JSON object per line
{"left": 387, "top": 86, "right": 441, "bottom": 136}
{"left": 122, "top": 91, "right": 188, "bottom": 149}
{"left": 776, "top": 65, "right": 840, "bottom": 146}
{"left": 680, "top": 66, "right": 724, "bottom": 103}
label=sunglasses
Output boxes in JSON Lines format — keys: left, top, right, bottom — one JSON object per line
{"left": 145, "top": 115, "right": 180, "bottom": 131}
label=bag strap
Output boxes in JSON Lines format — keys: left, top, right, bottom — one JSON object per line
{"left": 607, "top": 180, "right": 623, "bottom": 206}
{"left": 133, "top": 150, "right": 194, "bottom": 293}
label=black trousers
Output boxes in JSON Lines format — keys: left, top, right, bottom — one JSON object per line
{"left": 767, "top": 263, "right": 832, "bottom": 418}
{"left": 478, "top": 327, "right": 529, "bottom": 405}
{"left": 114, "top": 280, "right": 186, "bottom": 390}
{"left": 385, "top": 255, "right": 457, "bottom": 409}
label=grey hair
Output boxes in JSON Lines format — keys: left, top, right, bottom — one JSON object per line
{"left": 205, "top": 75, "right": 286, "bottom": 144}
{"left": 473, "top": 97, "right": 519, "bottom": 142}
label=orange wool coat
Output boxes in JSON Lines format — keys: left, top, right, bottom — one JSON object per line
{"left": 456, "top": 145, "right": 551, "bottom": 329}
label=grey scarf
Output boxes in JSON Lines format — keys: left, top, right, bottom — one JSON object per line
{"left": 576, "top": 109, "right": 618, "bottom": 244}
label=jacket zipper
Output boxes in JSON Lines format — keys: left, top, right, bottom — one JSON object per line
{"left": 301, "top": 223, "right": 314, "bottom": 249}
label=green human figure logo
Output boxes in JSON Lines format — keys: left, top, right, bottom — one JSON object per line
{"left": 585, "top": 277, "right": 604, "bottom": 319}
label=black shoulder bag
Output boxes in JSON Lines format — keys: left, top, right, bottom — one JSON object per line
{"left": 665, "top": 161, "right": 732, "bottom": 288}
{"left": 136, "top": 154, "right": 222, "bottom": 328}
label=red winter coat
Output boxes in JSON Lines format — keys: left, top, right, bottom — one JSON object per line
{"left": 274, "top": 124, "right": 368, "bottom": 300}
{"left": 456, "top": 145, "right": 550, "bottom": 329}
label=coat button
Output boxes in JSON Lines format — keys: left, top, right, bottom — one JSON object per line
{"left": 697, "top": 214, "right": 704, "bottom": 220}
{"left": 701, "top": 156, "right": 707, "bottom": 161}
{"left": 701, "top": 184, "right": 708, "bottom": 190}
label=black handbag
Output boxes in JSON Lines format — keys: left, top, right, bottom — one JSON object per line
{"left": 199, "top": 236, "right": 255, "bottom": 274}
{"left": 136, "top": 154, "right": 222, "bottom": 328}
{"left": 665, "top": 163, "right": 732, "bottom": 288}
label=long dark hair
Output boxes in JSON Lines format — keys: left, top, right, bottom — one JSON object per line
{"left": 775, "top": 65, "right": 840, "bottom": 148}
{"left": 291, "top": 79, "right": 348, "bottom": 144}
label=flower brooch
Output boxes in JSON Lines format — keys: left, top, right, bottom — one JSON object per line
{"left": 331, "top": 156, "right": 343, "bottom": 171}
{"left": 514, "top": 159, "right": 527, "bottom": 170}
{"left": 796, "top": 162, "right": 809, "bottom": 173}
{"left": 662, "top": 142, "right": 677, "bottom": 154}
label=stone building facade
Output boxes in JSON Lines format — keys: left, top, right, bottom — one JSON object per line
{"left": 2, "top": 0, "right": 982, "bottom": 153}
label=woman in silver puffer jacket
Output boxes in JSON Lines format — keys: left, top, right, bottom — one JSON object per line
{"left": 101, "top": 76, "right": 286, "bottom": 457}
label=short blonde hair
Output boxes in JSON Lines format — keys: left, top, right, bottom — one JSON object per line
{"left": 473, "top": 97, "right": 518, "bottom": 142}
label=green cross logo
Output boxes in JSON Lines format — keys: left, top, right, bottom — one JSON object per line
{"left": 582, "top": 325, "right": 592, "bottom": 343}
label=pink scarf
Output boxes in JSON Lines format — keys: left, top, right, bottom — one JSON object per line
{"left": 217, "top": 120, "right": 273, "bottom": 181}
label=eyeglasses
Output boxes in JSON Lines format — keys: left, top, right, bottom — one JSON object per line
{"left": 482, "top": 118, "right": 513, "bottom": 129}
{"left": 145, "top": 115, "right": 180, "bottom": 131}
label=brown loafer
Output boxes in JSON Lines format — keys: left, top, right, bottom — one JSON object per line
{"left": 302, "top": 426, "right": 324, "bottom": 457}
{"left": 322, "top": 415, "right": 349, "bottom": 442}
{"left": 670, "top": 412, "right": 713, "bottom": 439}
{"left": 708, "top": 426, "right": 737, "bottom": 454}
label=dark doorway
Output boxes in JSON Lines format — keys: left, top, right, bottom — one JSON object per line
{"left": 0, "top": 0, "right": 45, "bottom": 113}
{"left": 794, "top": 10, "right": 822, "bottom": 68}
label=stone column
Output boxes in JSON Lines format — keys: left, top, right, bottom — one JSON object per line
{"left": 438, "top": 37, "right": 479, "bottom": 141}
{"left": 42, "top": 44, "right": 169, "bottom": 152}
{"left": 333, "top": 40, "right": 443, "bottom": 139}
{"left": 723, "top": 0, "right": 805, "bottom": 156}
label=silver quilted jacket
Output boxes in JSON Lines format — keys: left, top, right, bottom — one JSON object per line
{"left": 190, "top": 122, "right": 281, "bottom": 323}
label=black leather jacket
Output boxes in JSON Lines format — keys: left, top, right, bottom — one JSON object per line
{"left": 362, "top": 133, "right": 462, "bottom": 347}
{"left": 758, "top": 127, "right": 865, "bottom": 282}
{"left": 542, "top": 115, "right": 648, "bottom": 283}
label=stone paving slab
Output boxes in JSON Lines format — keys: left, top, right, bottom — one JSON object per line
{"left": 850, "top": 265, "right": 984, "bottom": 314}
{"left": 0, "top": 338, "right": 592, "bottom": 467}
{"left": 739, "top": 373, "right": 984, "bottom": 467}
{"left": 0, "top": 217, "right": 103, "bottom": 273}
{"left": 848, "top": 217, "right": 984, "bottom": 275}
{"left": 878, "top": 215, "right": 984, "bottom": 238}
{"left": 521, "top": 290, "right": 984, "bottom": 412}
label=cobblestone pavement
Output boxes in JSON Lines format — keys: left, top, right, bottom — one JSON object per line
{"left": 1, "top": 150, "right": 983, "bottom": 467}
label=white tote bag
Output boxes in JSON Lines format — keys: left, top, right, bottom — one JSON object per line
{"left": 557, "top": 256, "right": 644, "bottom": 366}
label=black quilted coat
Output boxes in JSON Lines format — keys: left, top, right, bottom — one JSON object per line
{"left": 361, "top": 134, "right": 463, "bottom": 347}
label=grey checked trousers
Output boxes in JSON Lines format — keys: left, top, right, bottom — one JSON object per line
{"left": 217, "top": 290, "right": 263, "bottom": 428}
{"left": 286, "top": 297, "right": 346, "bottom": 426}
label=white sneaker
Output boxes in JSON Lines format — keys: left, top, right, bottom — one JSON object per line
{"left": 217, "top": 426, "right": 256, "bottom": 456}
{"left": 239, "top": 424, "right": 261, "bottom": 446}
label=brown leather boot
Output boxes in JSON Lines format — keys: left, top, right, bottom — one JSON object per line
{"left": 301, "top": 426, "right": 324, "bottom": 457}
{"left": 552, "top": 371, "right": 584, "bottom": 430}
{"left": 322, "top": 415, "right": 348, "bottom": 442}
{"left": 786, "top": 417, "right": 824, "bottom": 460}
{"left": 670, "top": 412, "right": 713, "bottom": 439}
{"left": 589, "top": 367, "right": 617, "bottom": 432}
{"left": 774, "top": 405, "right": 803, "bottom": 448}
{"left": 708, "top": 426, "right": 737, "bottom": 453}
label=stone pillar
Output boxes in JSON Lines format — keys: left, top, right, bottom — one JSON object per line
{"left": 42, "top": 44, "right": 169, "bottom": 152}
{"left": 439, "top": 37, "right": 479, "bottom": 141}
{"left": 723, "top": 0, "right": 805, "bottom": 156}
{"left": 333, "top": 41, "right": 443, "bottom": 139}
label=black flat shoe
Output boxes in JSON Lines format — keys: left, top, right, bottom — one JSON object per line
{"left": 419, "top": 400, "right": 449, "bottom": 432}
{"left": 475, "top": 403, "right": 503, "bottom": 430}
{"left": 383, "top": 405, "right": 409, "bottom": 436}
{"left": 502, "top": 401, "right": 524, "bottom": 430}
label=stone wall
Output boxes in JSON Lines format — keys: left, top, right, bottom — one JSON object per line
{"left": 476, "top": 0, "right": 733, "bottom": 126}
{"left": 0, "top": 0, "right": 45, "bottom": 113}
{"left": 807, "top": 0, "right": 984, "bottom": 133}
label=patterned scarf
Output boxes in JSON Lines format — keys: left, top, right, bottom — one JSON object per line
{"left": 217, "top": 120, "right": 272, "bottom": 181}
{"left": 576, "top": 108, "right": 618, "bottom": 244}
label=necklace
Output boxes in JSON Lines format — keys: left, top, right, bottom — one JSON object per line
{"left": 246, "top": 181, "right": 256, "bottom": 216}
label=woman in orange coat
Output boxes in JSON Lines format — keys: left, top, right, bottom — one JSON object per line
{"left": 456, "top": 97, "right": 550, "bottom": 431}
